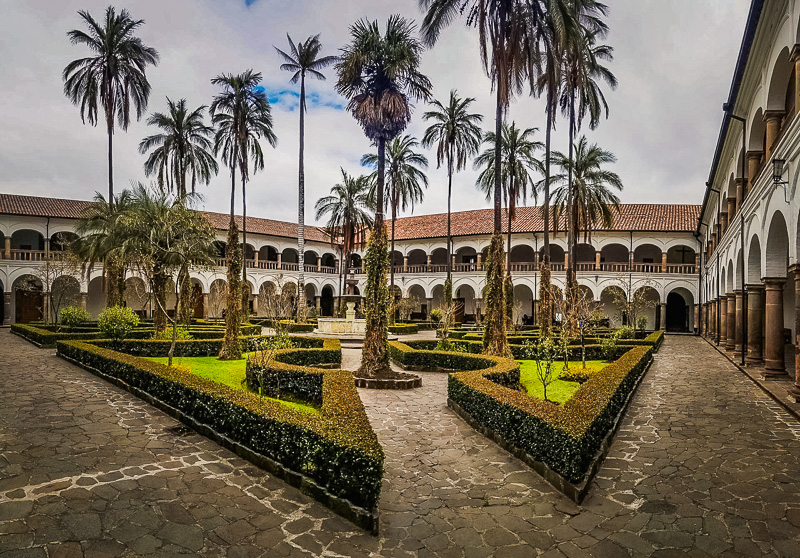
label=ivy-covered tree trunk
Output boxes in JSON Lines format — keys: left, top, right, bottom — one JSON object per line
{"left": 152, "top": 264, "right": 168, "bottom": 334}
{"left": 177, "top": 263, "right": 192, "bottom": 325}
{"left": 538, "top": 263, "right": 552, "bottom": 335}
{"left": 358, "top": 221, "right": 391, "bottom": 377}
{"left": 482, "top": 233, "right": 512, "bottom": 358}
{"left": 105, "top": 254, "right": 126, "bottom": 308}
{"left": 504, "top": 274, "right": 514, "bottom": 333}
{"left": 220, "top": 221, "right": 242, "bottom": 360}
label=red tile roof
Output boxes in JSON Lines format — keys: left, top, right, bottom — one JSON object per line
{"left": 0, "top": 193, "right": 331, "bottom": 243}
{"left": 390, "top": 204, "right": 701, "bottom": 240}
{"left": 0, "top": 193, "right": 699, "bottom": 243}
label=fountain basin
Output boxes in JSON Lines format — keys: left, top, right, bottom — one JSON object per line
{"left": 316, "top": 318, "right": 367, "bottom": 335}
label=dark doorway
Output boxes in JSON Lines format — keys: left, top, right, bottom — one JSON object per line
{"left": 15, "top": 289, "right": 43, "bottom": 323}
{"left": 321, "top": 286, "right": 334, "bottom": 317}
{"left": 193, "top": 284, "right": 204, "bottom": 318}
{"left": 666, "top": 292, "right": 689, "bottom": 332}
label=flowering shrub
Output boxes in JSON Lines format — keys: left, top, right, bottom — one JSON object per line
{"left": 60, "top": 306, "right": 90, "bottom": 327}
{"left": 98, "top": 306, "right": 140, "bottom": 340}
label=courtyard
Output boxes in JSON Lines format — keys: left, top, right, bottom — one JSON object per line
{"left": 2, "top": 330, "right": 800, "bottom": 557}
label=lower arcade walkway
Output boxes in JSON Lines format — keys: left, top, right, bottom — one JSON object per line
{"left": 1, "top": 332, "right": 800, "bottom": 557}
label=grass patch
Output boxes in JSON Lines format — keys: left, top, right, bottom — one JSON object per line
{"left": 144, "top": 354, "right": 318, "bottom": 414}
{"left": 518, "top": 360, "right": 607, "bottom": 404}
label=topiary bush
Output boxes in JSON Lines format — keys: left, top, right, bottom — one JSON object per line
{"left": 97, "top": 306, "right": 140, "bottom": 341}
{"left": 152, "top": 326, "right": 192, "bottom": 341}
{"left": 60, "top": 306, "right": 90, "bottom": 327}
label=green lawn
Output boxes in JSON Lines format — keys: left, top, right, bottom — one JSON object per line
{"left": 518, "top": 360, "right": 607, "bottom": 404}
{"left": 143, "top": 355, "right": 318, "bottom": 414}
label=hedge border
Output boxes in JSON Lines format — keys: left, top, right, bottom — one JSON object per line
{"left": 388, "top": 338, "right": 658, "bottom": 501}
{"left": 56, "top": 338, "right": 382, "bottom": 533}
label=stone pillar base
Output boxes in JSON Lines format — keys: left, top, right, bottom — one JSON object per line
{"left": 790, "top": 384, "right": 800, "bottom": 403}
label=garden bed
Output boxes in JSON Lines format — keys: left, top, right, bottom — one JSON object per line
{"left": 389, "top": 338, "right": 658, "bottom": 502}
{"left": 57, "top": 336, "right": 382, "bottom": 533}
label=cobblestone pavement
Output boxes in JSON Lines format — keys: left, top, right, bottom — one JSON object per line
{"left": 2, "top": 332, "right": 800, "bottom": 556}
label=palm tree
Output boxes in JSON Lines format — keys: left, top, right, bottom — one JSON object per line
{"left": 210, "top": 71, "right": 277, "bottom": 359}
{"left": 336, "top": 15, "right": 431, "bottom": 376}
{"left": 420, "top": 0, "right": 544, "bottom": 357}
{"left": 275, "top": 34, "right": 337, "bottom": 323}
{"left": 362, "top": 135, "right": 428, "bottom": 304}
{"left": 139, "top": 97, "right": 219, "bottom": 198}
{"left": 558, "top": 2, "right": 616, "bottom": 304}
{"left": 315, "top": 170, "right": 374, "bottom": 313}
{"left": 63, "top": 6, "right": 159, "bottom": 201}
{"left": 550, "top": 136, "right": 622, "bottom": 244}
{"left": 422, "top": 91, "right": 483, "bottom": 297}
{"left": 474, "top": 122, "right": 543, "bottom": 269}
{"left": 73, "top": 191, "right": 134, "bottom": 310}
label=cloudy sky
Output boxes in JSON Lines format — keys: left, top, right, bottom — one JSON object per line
{"left": 0, "top": 0, "right": 750, "bottom": 225}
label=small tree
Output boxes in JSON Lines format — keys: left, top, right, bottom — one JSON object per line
{"left": 523, "top": 336, "right": 564, "bottom": 403}
{"left": 609, "top": 278, "right": 658, "bottom": 331}
{"left": 20, "top": 235, "right": 83, "bottom": 324}
{"left": 573, "top": 289, "right": 600, "bottom": 369}
{"left": 435, "top": 299, "right": 464, "bottom": 352}
{"left": 209, "top": 281, "right": 228, "bottom": 322}
{"left": 259, "top": 275, "right": 298, "bottom": 335}
{"left": 395, "top": 295, "right": 420, "bottom": 323}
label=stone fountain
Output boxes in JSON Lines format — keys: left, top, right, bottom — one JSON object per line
{"left": 316, "top": 302, "right": 366, "bottom": 335}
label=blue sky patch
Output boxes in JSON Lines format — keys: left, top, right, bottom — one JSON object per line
{"left": 264, "top": 88, "right": 344, "bottom": 111}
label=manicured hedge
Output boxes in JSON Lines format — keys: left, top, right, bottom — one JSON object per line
{"left": 399, "top": 339, "right": 633, "bottom": 362}
{"left": 447, "top": 345, "right": 654, "bottom": 484}
{"left": 56, "top": 339, "right": 383, "bottom": 519}
{"left": 387, "top": 323, "right": 419, "bottom": 335}
{"left": 12, "top": 322, "right": 260, "bottom": 347}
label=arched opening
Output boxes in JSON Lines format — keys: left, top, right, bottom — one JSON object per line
{"left": 455, "top": 247, "right": 477, "bottom": 271}
{"left": 767, "top": 47, "right": 793, "bottom": 135}
{"left": 305, "top": 250, "right": 320, "bottom": 271}
{"left": 191, "top": 280, "right": 204, "bottom": 319}
{"left": 49, "top": 231, "right": 79, "bottom": 252}
{"left": 454, "top": 284, "right": 476, "bottom": 323}
{"left": 349, "top": 253, "right": 362, "bottom": 270}
{"left": 304, "top": 283, "right": 317, "bottom": 309}
{"left": 257, "top": 281, "right": 277, "bottom": 317}
{"left": 243, "top": 243, "right": 256, "bottom": 265}
{"left": 281, "top": 248, "right": 299, "bottom": 266}
{"left": 600, "top": 286, "right": 625, "bottom": 327}
{"left": 13, "top": 274, "right": 43, "bottom": 323}
{"left": 390, "top": 250, "right": 403, "bottom": 268}
{"left": 407, "top": 249, "right": 427, "bottom": 267}
{"left": 259, "top": 245, "right": 279, "bottom": 268}
{"left": 633, "top": 286, "right": 661, "bottom": 330}
{"left": 633, "top": 244, "right": 662, "bottom": 272}
{"left": 282, "top": 282, "right": 298, "bottom": 314}
{"left": 666, "top": 245, "right": 696, "bottom": 273}
{"left": 540, "top": 244, "right": 565, "bottom": 270}
{"left": 748, "top": 107, "right": 766, "bottom": 177}
{"left": 321, "top": 253, "right": 336, "bottom": 270}
{"left": 509, "top": 245, "right": 536, "bottom": 272}
{"left": 666, "top": 289, "right": 693, "bottom": 332}
{"left": 430, "top": 248, "right": 448, "bottom": 267}
{"left": 748, "top": 236, "right": 763, "bottom": 284}
{"left": 766, "top": 212, "right": 789, "bottom": 278}
{"left": 209, "top": 279, "right": 228, "bottom": 320}
{"left": 513, "top": 283, "right": 534, "bottom": 325}
{"left": 86, "top": 276, "right": 106, "bottom": 318}
{"left": 575, "top": 243, "right": 596, "bottom": 270}
{"left": 11, "top": 229, "right": 44, "bottom": 260}
{"left": 431, "top": 283, "right": 446, "bottom": 310}
{"left": 0, "top": 279, "right": 4, "bottom": 325}
{"left": 321, "top": 285, "right": 335, "bottom": 317}
{"left": 125, "top": 277, "right": 149, "bottom": 317}
{"left": 599, "top": 244, "right": 629, "bottom": 271}
{"left": 407, "top": 284, "right": 427, "bottom": 319}
{"left": 50, "top": 276, "right": 81, "bottom": 322}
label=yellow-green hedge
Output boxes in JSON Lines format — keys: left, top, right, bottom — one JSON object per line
{"left": 56, "top": 339, "right": 383, "bottom": 514}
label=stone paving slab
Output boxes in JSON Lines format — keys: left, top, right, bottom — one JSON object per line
{"left": 2, "top": 331, "right": 800, "bottom": 556}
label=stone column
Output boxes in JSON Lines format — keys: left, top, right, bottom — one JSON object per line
{"left": 764, "top": 110, "right": 785, "bottom": 161}
{"left": 719, "top": 211, "right": 728, "bottom": 236}
{"left": 315, "top": 297, "right": 321, "bottom": 312}
{"left": 202, "top": 294, "right": 209, "bottom": 319}
{"left": 317, "top": 257, "right": 322, "bottom": 271}
{"left": 764, "top": 278, "right": 787, "bottom": 374}
{"left": 694, "top": 303, "right": 699, "bottom": 335}
{"left": 3, "top": 236, "right": 10, "bottom": 259}
{"left": 403, "top": 256, "right": 409, "bottom": 271}
{"left": 564, "top": 253, "right": 569, "bottom": 269}
{"left": 277, "top": 254, "right": 282, "bottom": 269}
{"left": 452, "top": 255, "right": 456, "bottom": 269}
{"left": 80, "top": 293, "right": 88, "bottom": 311}
{"left": 735, "top": 177, "right": 745, "bottom": 214}
{"left": 253, "top": 252, "right": 259, "bottom": 268}
{"left": 726, "top": 293, "right": 736, "bottom": 351}
{"left": 595, "top": 251, "right": 601, "bottom": 270}
{"left": 660, "top": 303, "right": 667, "bottom": 331}
{"left": 746, "top": 152, "right": 763, "bottom": 194}
{"left": 477, "top": 253, "right": 482, "bottom": 268}
{"left": 746, "top": 284, "right": 764, "bottom": 364}
{"left": 719, "top": 296, "right": 727, "bottom": 346}
{"left": 426, "top": 254, "right": 432, "bottom": 265}
{"left": 791, "top": 263, "right": 800, "bottom": 401}
{"left": 708, "top": 301, "right": 714, "bottom": 339}
{"left": 3, "top": 292, "right": 11, "bottom": 325}
{"left": 44, "top": 237, "right": 50, "bottom": 256}
{"left": 252, "top": 295, "right": 259, "bottom": 316}
{"left": 792, "top": 45, "right": 800, "bottom": 115}
{"left": 734, "top": 290, "right": 744, "bottom": 357}
{"left": 727, "top": 197, "right": 736, "bottom": 222}
{"left": 661, "top": 252, "right": 667, "bottom": 273}
{"left": 333, "top": 297, "right": 340, "bottom": 317}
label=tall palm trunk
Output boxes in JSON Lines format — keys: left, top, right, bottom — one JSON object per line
{"left": 390, "top": 190, "right": 397, "bottom": 323}
{"left": 543, "top": 89, "right": 553, "bottom": 266}
{"left": 493, "top": 92, "right": 503, "bottom": 234}
{"left": 220, "top": 159, "right": 242, "bottom": 360}
{"left": 242, "top": 175, "right": 249, "bottom": 318}
{"left": 107, "top": 120, "right": 114, "bottom": 201}
{"left": 297, "top": 74, "right": 306, "bottom": 323}
{"left": 446, "top": 149, "right": 453, "bottom": 287}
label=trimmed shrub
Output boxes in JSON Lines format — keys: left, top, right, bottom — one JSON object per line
{"left": 98, "top": 306, "right": 140, "bottom": 341}
{"left": 388, "top": 323, "right": 419, "bottom": 335}
{"left": 278, "top": 320, "right": 315, "bottom": 333}
{"left": 60, "top": 306, "right": 90, "bottom": 327}
{"left": 56, "top": 339, "right": 382, "bottom": 513}
{"left": 152, "top": 326, "right": 192, "bottom": 341}
{"left": 448, "top": 345, "right": 653, "bottom": 484}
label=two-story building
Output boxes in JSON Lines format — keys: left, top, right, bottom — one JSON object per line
{"left": 1, "top": 193, "right": 700, "bottom": 332}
